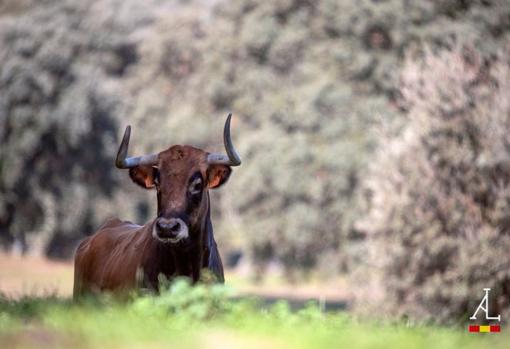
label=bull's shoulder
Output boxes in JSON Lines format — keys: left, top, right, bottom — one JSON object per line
{"left": 91, "top": 218, "right": 150, "bottom": 247}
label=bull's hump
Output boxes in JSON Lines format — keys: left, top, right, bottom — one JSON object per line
{"left": 100, "top": 218, "right": 139, "bottom": 230}
{"left": 95, "top": 218, "right": 147, "bottom": 243}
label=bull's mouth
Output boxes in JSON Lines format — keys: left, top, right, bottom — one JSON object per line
{"left": 155, "top": 234, "right": 187, "bottom": 244}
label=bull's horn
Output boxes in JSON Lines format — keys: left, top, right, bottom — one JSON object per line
{"left": 207, "top": 113, "right": 242, "bottom": 166}
{"left": 115, "top": 125, "right": 159, "bottom": 169}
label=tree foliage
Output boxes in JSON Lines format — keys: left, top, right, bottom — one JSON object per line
{"left": 1, "top": 0, "right": 510, "bottom": 288}
{"left": 0, "top": 0, "right": 149, "bottom": 256}
{"left": 357, "top": 43, "right": 510, "bottom": 322}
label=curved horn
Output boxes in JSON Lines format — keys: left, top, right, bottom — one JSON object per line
{"left": 207, "top": 113, "right": 242, "bottom": 166}
{"left": 115, "top": 125, "right": 158, "bottom": 169}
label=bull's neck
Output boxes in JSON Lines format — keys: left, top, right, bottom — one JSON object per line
{"left": 145, "top": 193, "right": 212, "bottom": 287}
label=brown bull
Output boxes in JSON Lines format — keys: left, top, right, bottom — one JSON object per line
{"left": 73, "top": 114, "right": 241, "bottom": 297}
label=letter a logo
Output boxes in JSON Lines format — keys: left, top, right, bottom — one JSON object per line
{"left": 470, "top": 288, "right": 501, "bottom": 322}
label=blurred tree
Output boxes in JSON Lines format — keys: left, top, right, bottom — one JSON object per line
{"left": 356, "top": 43, "right": 510, "bottom": 323}
{"left": 0, "top": 0, "right": 139, "bottom": 256}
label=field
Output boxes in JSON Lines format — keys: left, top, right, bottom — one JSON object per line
{"left": 0, "top": 253, "right": 348, "bottom": 303}
{"left": 0, "top": 254, "right": 508, "bottom": 349}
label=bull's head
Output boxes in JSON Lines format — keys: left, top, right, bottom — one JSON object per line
{"left": 115, "top": 114, "right": 241, "bottom": 245}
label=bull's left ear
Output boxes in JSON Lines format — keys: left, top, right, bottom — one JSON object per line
{"left": 206, "top": 165, "right": 232, "bottom": 189}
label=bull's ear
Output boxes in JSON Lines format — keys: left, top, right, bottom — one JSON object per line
{"left": 129, "top": 166, "right": 157, "bottom": 189}
{"left": 206, "top": 165, "right": 231, "bottom": 189}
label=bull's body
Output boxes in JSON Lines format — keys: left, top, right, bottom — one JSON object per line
{"left": 73, "top": 216, "right": 224, "bottom": 296}
{"left": 74, "top": 219, "right": 144, "bottom": 295}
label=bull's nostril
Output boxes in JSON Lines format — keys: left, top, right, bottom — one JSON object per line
{"left": 170, "top": 222, "right": 181, "bottom": 232}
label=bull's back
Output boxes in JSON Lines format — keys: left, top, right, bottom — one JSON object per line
{"left": 73, "top": 218, "right": 149, "bottom": 297}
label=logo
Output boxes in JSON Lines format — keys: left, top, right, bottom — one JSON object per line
{"left": 468, "top": 288, "right": 501, "bottom": 333}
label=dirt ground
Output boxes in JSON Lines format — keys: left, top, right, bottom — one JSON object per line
{"left": 0, "top": 253, "right": 349, "bottom": 305}
{"left": 0, "top": 253, "right": 74, "bottom": 297}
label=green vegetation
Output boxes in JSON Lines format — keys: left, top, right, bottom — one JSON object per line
{"left": 0, "top": 280, "right": 507, "bottom": 349}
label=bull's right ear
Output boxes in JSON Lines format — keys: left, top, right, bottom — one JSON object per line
{"left": 129, "top": 166, "right": 157, "bottom": 189}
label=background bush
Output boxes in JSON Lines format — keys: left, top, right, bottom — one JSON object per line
{"left": 356, "top": 43, "right": 510, "bottom": 323}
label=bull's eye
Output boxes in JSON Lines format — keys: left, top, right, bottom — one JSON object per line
{"left": 189, "top": 177, "right": 203, "bottom": 195}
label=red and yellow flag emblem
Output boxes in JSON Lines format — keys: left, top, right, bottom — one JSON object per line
{"left": 468, "top": 325, "right": 500, "bottom": 333}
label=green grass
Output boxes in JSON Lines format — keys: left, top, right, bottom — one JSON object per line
{"left": 0, "top": 279, "right": 507, "bottom": 349}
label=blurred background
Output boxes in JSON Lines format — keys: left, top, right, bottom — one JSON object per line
{"left": 0, "top": 0, "right": 510, "bottom": 323}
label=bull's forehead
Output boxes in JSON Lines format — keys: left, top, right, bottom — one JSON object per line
{"left": 157, "top": 145, "right": 207, "bottom": 176}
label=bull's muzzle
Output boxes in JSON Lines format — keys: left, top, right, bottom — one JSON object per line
{"left": 153, "top": 217, "right": 189, "bottom": 243}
